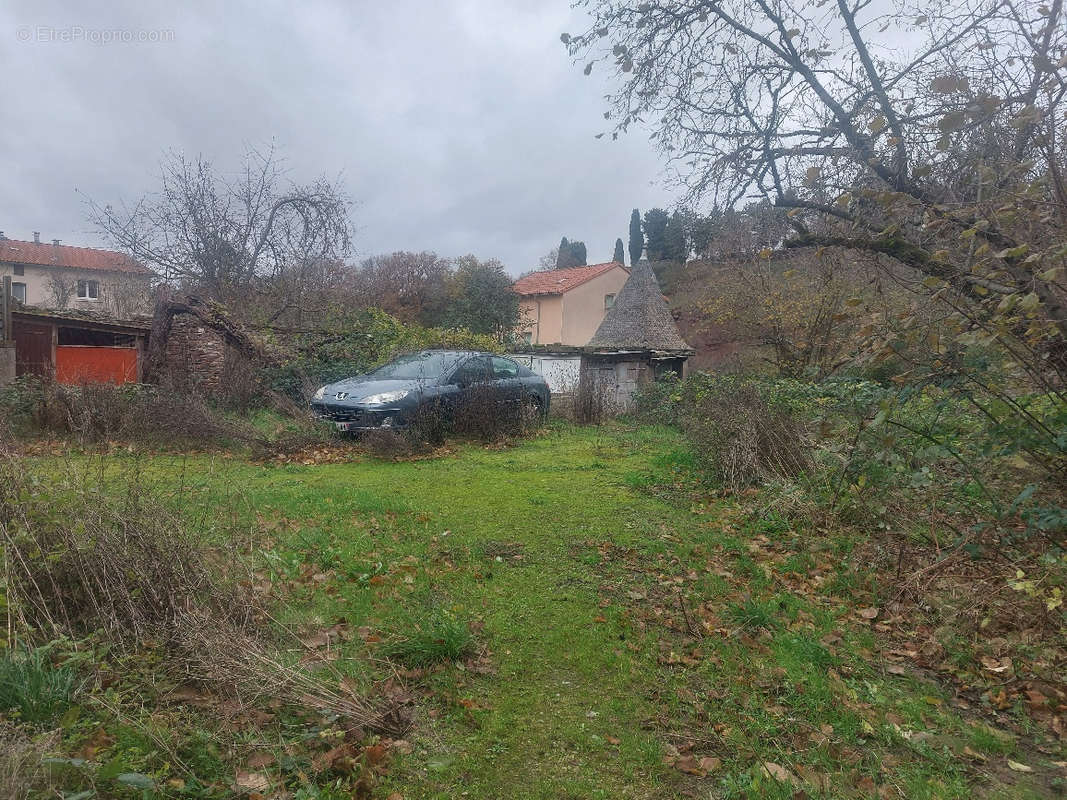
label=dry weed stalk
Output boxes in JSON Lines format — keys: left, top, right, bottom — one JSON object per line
{"left": 683, "top": 382, "right": 811, "bottom": 489}
{"left": 0, "top": 436, "right": 407, "bottom": 735}
{"left": 171, "top": 611, "right": 410, "bottom": 735}
{"left": 0, "top": 725, "right": 62, "bottom": 800}
{"left": 573, "top": 374, "right": 618, "bottom": 424}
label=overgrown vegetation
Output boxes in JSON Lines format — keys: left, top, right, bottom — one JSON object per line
{"left": 0, "top": 375, "right": 333, "bottom": 458}
{"left": 637, "top": 374, "right": 811, "bottom": 489}
{"left": 262, "top": 307, "right": 502, "bottom": 403}
{"left": 635, "top": 369, "right": 1067, "bottom": 772}
{"left": 573, "top": 372, "right": 618, "bottom": 424}
{"left": 4, "top": 425, "right": 1061, "bottom": 797}
{"left": 0, "top": 438, "right": 407, "bottom": 755}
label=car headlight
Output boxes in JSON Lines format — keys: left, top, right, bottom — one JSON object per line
{"left": 359, "top": 389, "right": 410, "bottom": 405}
{"left": 312, "top": 386, "right": 326, "bottom": 401}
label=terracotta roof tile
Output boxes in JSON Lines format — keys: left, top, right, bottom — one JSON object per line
{"left": 0, "top": 238, "right": 150, "bottom": 274}
{"left": 513, "top": 261, "right": 626, "bottom": 296}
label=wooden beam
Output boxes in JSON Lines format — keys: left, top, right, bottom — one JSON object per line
{"left": 1, "top": 275, "right": 11, "bottom": 342}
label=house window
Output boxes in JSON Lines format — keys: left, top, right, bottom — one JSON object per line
{"left": 11, "top": 282, "right": 26, "bottom": 303}
{"left": 604, "top": 293, "right": 616, "bottom": 309}
{"left": 13, "top": 264, "right": 24, "bottom": 276}
{"left": 522, "top": 331, "right": 533, "bottom": 345}
{"left": 77, "top": 280, "right": 99, "bottom": 300}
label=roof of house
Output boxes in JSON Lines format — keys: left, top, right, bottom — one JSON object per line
{"left": 512, "top": 261, "right": 627, "bottom": 296}
{"left": 587, "top": 261, "right": 692, "bottom": 354}
{"left": 0, "top": 238, "right": 150, "bottom": 274}
{"left": 13, "top": 306, "right": 152, "bottom": 332}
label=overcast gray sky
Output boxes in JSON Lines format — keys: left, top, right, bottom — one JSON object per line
{"left": 0, "top": 0, "right": 675, "bottom": 274}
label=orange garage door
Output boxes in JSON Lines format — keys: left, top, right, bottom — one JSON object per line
{"left": 55, "top": 346, "right": 138, "bottom": 385}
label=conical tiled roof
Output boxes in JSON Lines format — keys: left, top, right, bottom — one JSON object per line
{"left": 588, "top": 261, "right": 691, "bottom": 353}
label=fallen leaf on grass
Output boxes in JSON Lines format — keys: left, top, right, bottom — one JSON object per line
{"left": 234, "top": 771, "right": 271, "bottom": 792}
{"left": 673, "top": 755, "right": 706, "bottom": 775}
{"left": 1024, "top": 689, "right": 1049, "bottom": 709}
{"left": 312, "top": 744, "right": 359, "bottom": 775}
{"left": 987, "top": 688, "right": 1013, "bottom": 710}
{"left": 167, "top": 684, "right": 214, "bottom": 706}
{"left": 1007, "top": 759, "right": 1033, "bottom": 772}
{"left": 761, "top": 762, "right": 796, "bottom": 783}
{"left": 364, "top": 743, "right": 389, "bottom": 765}
{"left": 856, "top": 607, "right": 879, "bottom": 620}
{"left": 980, "top": 656, "right": 1013, "bottom": 674}
{"left": 699, "top": 756, "right": 722, "bottom": 772}
{"left": 76, "top": 727, "right": 115, "bottom": 759}
{"left": 245, "top": 751, "right": 275, "bottom": 770}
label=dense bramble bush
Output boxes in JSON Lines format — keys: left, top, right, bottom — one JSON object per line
{"left": 0, "top": 377, "right": 255, "bottom": 446}
{"left": 262, "top": 308, "right": 501, "bottom": 402}
{"left": 635, "top": 373, "right": 812, "bottom": 488}
{"left": 638, "top": 369, "right": 1066, "bottom": 546}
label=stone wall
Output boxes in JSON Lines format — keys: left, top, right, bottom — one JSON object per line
{"left": 163, "top": 314, "right": 228, "bottom": 393}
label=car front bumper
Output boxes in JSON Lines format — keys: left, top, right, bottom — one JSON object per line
{"left": 309, "top": 402, "right": 405, "bottom": 431}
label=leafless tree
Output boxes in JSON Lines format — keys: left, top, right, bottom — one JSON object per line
{"left": 348, "top": 251, "right": 453, "bottom": 326}
{"left": 46, "top": 272, "right": 77, "bottom": 309}
{"left": 566, "top": 0, "right": 1067, "bottom": 339}
{"left": 538, "top": 247, "right": 560, "bottom": 270}
{"left": 88, "top": 145, "right": 353, "bottom": 321}
{"left": 103, "top": 273, "right": 155, "bottom": 318}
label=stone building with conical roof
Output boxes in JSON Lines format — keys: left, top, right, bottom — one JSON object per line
{"left": 580, "top": 261, "right": 692, "bottom": 409}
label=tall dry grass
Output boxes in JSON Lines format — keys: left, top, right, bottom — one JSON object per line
{"left": 0, "top": 433, "right": 407, "bottom": 734}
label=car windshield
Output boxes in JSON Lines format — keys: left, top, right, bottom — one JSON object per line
{"left": 367, "top": 352, "right": 464, "bottom": 380}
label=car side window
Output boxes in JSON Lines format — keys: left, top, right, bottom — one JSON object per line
{"left": 491, "top": 356, "right": 520, "bottom": 379}
{"left": 451, "top": 356, "right": 491, "bottom": 385}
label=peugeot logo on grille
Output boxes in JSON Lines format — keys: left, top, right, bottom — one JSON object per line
{"left": 335, "top": 392, "right": 349, "bottom": 400}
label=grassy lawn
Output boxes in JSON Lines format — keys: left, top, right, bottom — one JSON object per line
{"left": 13, "top": 422, "right": 1064, "bottom": 798}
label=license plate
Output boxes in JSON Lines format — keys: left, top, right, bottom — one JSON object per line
{"left": 335, "top": 421, "right": 356, "bottom": 431}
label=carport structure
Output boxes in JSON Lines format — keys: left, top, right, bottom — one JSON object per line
{"left": 12, "top": 307, "right": 150, "bottom": 384}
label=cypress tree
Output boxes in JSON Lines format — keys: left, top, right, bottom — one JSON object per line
{"left": 628, "top": 209, "right": 643, "bottom": 264}
{"left": 664, "top": 210, "right": 689, "bottom": 262}
{"left": 571, "top": 240, "right": 587, "bottom": 266}
{"left": 613, "top": 237, "right": 625, "bottom": 264}
{"left": 555, "top": 237, "right": 570, "bottom": 269}
{"left": 643, "top": 208, "right": 669, "bottom": 261}
{"left": 555, "top": 238, "right": 588, "bottom": 269}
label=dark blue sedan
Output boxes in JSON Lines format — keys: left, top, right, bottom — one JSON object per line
{"left": 309, "top": 350, "right": 550, "bottom": 432}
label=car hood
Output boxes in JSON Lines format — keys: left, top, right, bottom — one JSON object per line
{"left": 318, "top": 377, "right": 429, "bottom": 403}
